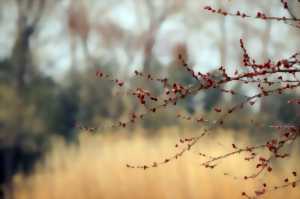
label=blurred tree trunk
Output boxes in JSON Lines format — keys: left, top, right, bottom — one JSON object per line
{"left": 12, "top": 0, "right": 45, "bottom": 134}
{"left": 2, "top": 1, "right": 45, "bottom": 197}
{"left": 219, "top": 2, "right": 227, "bottom": 66}
{"left": 258, "top": 10, "right": 273, "bottom": 115}
{"left": 67, "top": 0, "right": 90, "bottom": 69}
{"left": 139, "top": 0, "right": 183, "bottom": 74}
{"left": 12, "top": 14, "right": 34, "bottom": 137}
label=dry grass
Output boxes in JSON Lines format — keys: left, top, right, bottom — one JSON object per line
{"left": 12, "top": 128, "right": 300, "bottom": 199}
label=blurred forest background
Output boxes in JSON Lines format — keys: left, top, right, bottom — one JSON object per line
{"left": 0, "top": 0, "right": 300, "bottom": 198}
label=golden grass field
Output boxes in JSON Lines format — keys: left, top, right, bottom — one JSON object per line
{"left": 12, "top": 128, "right": 300, "bottom": 199}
